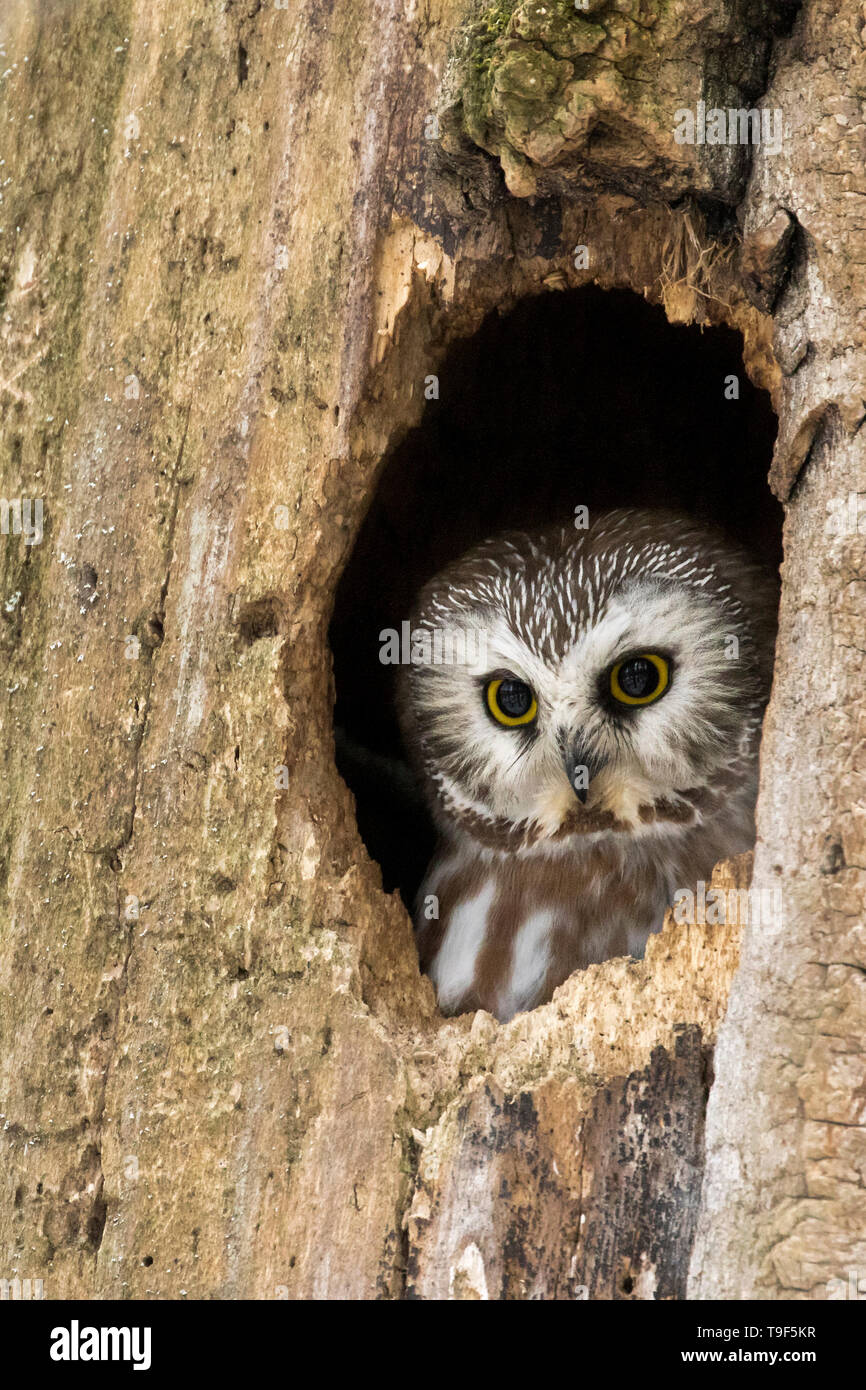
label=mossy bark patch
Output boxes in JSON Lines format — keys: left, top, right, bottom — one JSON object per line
{"left": 444, "top": 0, "right": 789, "bottom": 200}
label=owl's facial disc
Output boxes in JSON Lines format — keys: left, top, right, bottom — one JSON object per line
{"left": 480, "top": 646, "right": 674, "bottom": 815}
{"left": 400, "top": 515, "right": 776, "bottom": 846}
{"left": 458, "top": 589, "right": 729, "bottom": 833}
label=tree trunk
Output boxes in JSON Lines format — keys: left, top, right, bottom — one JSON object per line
{"left": 0, "top": 0, "right": 862, "bottom": 1300}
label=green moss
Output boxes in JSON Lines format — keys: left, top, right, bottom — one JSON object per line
{"left": 468, "top": 0, "right": 520, "bottom": 74}
{"left": 479, "top": 0, "right": 521, "bottom": 41}
{"left": 493, "top": 43, "right": 572, "bottom": 100}
{"left": 512, "top": 0, "right": 608, "bottom": 60}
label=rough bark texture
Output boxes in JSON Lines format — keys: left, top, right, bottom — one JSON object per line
{"left": 0, "top": 0, "right": 862, "bottom": 1301}
{"left": 689, "top": 0, "right": 866, "bottom": 1300}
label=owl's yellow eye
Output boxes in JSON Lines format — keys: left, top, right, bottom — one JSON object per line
{"left": 609, "top": 653, "right": 670, "bottom": 706}
{"left": 486, "top": 677, "right": 538, "bottom": 727}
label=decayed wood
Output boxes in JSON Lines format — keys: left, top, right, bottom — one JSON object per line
{"left": 0, "top": 0, "right": 862, "bottom": 1301}
{"left": 407, "top": 1028, "right": 714, "bottom": 1301}
{"left": 403, "top": 853, "right": 747, "bottom": 1301}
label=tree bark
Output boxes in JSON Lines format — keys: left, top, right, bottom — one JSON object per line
{"left": 689, "top": 0, "right": 866, "bottom": 1299}
{"left": 0, "top": 0, "right": 862, "bottom": 1300}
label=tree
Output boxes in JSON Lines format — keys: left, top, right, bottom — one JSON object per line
{"left": 0, "top": 0, "right": 862, "bottom": 1299}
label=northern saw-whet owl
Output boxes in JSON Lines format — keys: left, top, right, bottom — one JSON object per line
{"left": 398, "top": 509, "right": 777, "bottom": 1022}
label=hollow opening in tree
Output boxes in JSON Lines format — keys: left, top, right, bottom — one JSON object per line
{"left": 330, "top": 284, "right": 782, "bottom": 976}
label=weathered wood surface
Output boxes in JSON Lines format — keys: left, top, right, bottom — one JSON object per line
{"left": 408, "top": 1026, "right": 713, "bottom": 1300}
{"left": 690, "top": 0, "right": 866, "bottom": 1298}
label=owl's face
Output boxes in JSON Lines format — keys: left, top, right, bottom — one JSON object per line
{"left": 399, "top": 511, "right": 777, "bottom": 845}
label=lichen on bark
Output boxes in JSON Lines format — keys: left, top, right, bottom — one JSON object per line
{"left": 441, "top": 0, "right": 792, "bottom": 200}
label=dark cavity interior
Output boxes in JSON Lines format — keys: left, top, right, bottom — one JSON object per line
{"left": 330, "top": 285, "right": 781, "bottom": 909}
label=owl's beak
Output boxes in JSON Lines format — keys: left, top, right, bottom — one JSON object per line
{"left": 563, "top": 742, "right": 608, "bottom": 805}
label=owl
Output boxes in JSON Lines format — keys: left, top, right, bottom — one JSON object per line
{"left": 397, "top": 509, "right": 778, "bottom": 1022}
